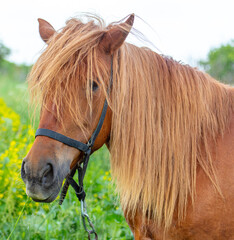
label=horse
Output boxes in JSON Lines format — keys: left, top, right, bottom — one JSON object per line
{"left": 21, "top": 14, "right": 234, "bottom": 239}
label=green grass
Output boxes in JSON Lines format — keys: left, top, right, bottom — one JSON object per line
{"left": 0, "top": 68, "right": 133, "bottom": 239}
{"left": 1, "top": 148, "right": 132, "bottom": 240}
{"left": 0, "top": 75, "right": 30, "bottom": 125}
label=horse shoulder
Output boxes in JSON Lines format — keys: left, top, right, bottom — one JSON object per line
{"left": 185, "top": 112, "right": 234, "bottom": 239}
{"left": 173, "top": 112, "right": 234, "bottom": 239}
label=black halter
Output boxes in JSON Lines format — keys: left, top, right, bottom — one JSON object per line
{"left": 35, "top": 95, "right": 109, "bottom": 203}
{"left": 35, "top": 57, "right": 113, "bottom": 239}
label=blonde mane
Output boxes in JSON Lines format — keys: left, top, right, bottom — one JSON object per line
{"left": 28, "top": 16, "right": 234, "bottom": 228}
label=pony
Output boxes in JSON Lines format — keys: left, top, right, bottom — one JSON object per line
{"left": 21, "top": 14, "right": 234, "bottom": 239}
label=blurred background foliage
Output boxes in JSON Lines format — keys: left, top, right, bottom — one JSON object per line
{"left": 0, "top": 41, "right": 30, "bottom": 83}
{"left": 199, "top": 40, "right": 234, "bottom": 84}
{"left": 0, "top": 39, "right": 233, "bottom": 239}
{"left": 0, "top": 41, "right": 11, "bottom": 63}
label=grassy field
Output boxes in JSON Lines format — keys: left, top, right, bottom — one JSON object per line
{"left": 0, "top": 69, "right": 133, "bottom": 239}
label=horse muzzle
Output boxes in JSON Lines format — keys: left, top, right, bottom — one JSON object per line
{"left": 21, "top": 157, "right": 69, "bottom": 202}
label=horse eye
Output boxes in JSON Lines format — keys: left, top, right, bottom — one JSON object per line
{"left": 92, "top": 81, "right": 99, "bottom": 91}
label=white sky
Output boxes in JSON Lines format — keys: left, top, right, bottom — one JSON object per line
{"left": 0, "top": 0, "right": 233, "bottom": 66}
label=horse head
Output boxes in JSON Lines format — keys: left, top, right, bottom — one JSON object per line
{"left": 21, "top": 14, "right": 134, "bottom": 202}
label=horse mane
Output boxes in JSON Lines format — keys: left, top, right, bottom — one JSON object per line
{"left": 28, "top": 16, "right": 234, "bottom": 228}
{"left": 110, "top": 45, "right": 234, "bottom": 228}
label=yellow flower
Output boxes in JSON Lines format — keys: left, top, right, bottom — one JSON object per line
{"left": 10, "top": 141, "right": 16, "bottom": 146}
{"left": 27, "top": 127, "right": 35, "bottom": 137}
{"left": 19, "top": 202, "right": 26, "bottom": 207}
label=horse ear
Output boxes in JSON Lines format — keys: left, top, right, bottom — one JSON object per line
{"left": 100, "top": 14, "right": 135, "bottom": 54}
{"left": 38, "top": 18, "right": 56, "bottom": 43}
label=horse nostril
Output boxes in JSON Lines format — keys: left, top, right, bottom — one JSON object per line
{"left": 21, "top": 160, "right": 26, "bottom": 179}
{"left": 42, "top": 163, "right": 54, "bottom": 187}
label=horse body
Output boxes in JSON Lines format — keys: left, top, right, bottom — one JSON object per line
{"left": 127, "top": 112, "right": 234, "bottom": 239}
{"left": 21, "top": 14, "right": 234, "bottom": 239}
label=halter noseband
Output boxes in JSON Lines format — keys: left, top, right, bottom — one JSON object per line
{"left": 35, "top": 57, "right": 113, "bottom": 239}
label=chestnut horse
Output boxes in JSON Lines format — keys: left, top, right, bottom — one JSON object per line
{"left": 21, "top": 14, "right": 234, "bottom": 239}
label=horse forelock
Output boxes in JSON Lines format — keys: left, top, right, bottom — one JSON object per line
{"left": 28, "top": 15, "right": 234, "bottom": 229}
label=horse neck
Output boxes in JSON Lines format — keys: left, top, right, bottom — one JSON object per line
{"left": 109, "top": 43, "right": 234, "bottom": 228}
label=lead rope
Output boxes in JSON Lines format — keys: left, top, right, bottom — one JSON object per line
{"left": 81, "top": 200, "right": 98, "bottom": 240}
{"left": 59, "top": 148, "right": 98, "bottom": 240}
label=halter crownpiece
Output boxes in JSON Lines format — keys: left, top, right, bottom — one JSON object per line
{"left": 35, "top": 57, "right": 113, "bottom": 240}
